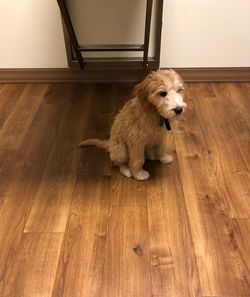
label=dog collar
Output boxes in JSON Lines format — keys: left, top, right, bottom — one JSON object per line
{"left": 160, "top": 117, "right": 171, "bottom": 131}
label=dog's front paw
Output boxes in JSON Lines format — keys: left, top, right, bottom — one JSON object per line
{"left": 133, "top": 170, "right": 150, "bottom": 181}
{"left": 160, "top": 154, "right": 174, "bottom": 164}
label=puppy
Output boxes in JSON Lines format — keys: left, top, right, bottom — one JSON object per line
{"left": 79, "top": 69, "right": 187, "bottom": 180}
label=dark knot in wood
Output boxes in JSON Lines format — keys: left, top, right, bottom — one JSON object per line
{"left": 133, "top": 244, "right": 143, "bottom": 256}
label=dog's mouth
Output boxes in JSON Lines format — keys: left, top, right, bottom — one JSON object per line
{"left": 157, "top": 104, "right": 186, "bottom": 121}
{"left": 159, "top": 106, "right": 186, "bottom": 131}
{"left": 157, "top": 102, "right": 187, "bottom": 131}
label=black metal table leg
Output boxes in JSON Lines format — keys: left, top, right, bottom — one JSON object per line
{"left": 57, "top": 0, "right": 162, "bottom": 72}
{"left": 57, "top": 0, "right": 84, "bottom": 69}
{"left": 143, "top": 0, "right": 153, "bottom": 70}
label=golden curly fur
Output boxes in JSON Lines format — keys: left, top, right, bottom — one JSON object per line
{"left": 79, "top": 69, "right": 187, "bottom": 180}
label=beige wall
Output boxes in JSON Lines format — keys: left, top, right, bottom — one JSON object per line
{"left": 0, "top": 0, "right": 250, "bottom": 68}
{"left": 67, "top": 0, "right": 157, "bottom": 58}
{"left": 161, "top": 0, "right": 250, "bottom": 67}
{"left": 0, "top": 0, "right": 68, "bottom": 68}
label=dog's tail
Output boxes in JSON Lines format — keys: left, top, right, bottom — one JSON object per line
{"left": 78, "top": 138, "right": 110, "bottom": 152}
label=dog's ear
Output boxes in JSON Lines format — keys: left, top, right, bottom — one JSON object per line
{"left": 169, "top": 69, "right": 183, "bottom": 84}
{"left": 135, "top": 77, "right": 151, "bottom": 108}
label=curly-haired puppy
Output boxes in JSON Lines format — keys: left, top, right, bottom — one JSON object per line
{"left": 79, "top": 69, "right": 187, "bottom": 180}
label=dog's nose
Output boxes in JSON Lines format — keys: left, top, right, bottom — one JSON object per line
{"left": 173, "top": 107, "right": 183, "bottom": 114}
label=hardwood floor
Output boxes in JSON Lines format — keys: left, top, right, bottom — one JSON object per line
{"left": 0, "top": 82, "right": 249, "bottom": 297}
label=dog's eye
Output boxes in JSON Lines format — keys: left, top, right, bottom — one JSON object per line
{"left": 177, "top": 88, "right": 184, "bottom": 93}
{"left": 159, "top": 91, "right": 167, "bottom": 97}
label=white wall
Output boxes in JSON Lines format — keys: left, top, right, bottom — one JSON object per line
{"left": 0, "top": 0, "right": 250, "bottom": 68}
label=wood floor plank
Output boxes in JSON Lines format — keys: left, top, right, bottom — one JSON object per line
{"left": 0, "top": 94, "right": 65, "bottom": 287}
{"left": 110, "top": 168, "right": 147, "bottom": 205}
{"left": 0, "top": 82, "right": 249, "bottom": 297}
{"left": 191, "top": 83, "right": 250, "bottom": 218}
{"left": 77, "top": 84, "right": 115, "bottom": 176}
{"left": 0, "top": 84, "right": 49, "bottom": 150}
{"left": 212, "top": 83, "right": 250, "bottom": 170}
{"left": 230, "top": 219, "right": 250, "bottom": 270}
{"left": 24, "top": 84, "right": 91, "bottom": 233}
{"left": 0, "top": 233, "right": 63, "bottom": 297}
{"left": 146, "top": 162, "right": 202, "bottom": 297}
{"left": 43, "top": 83, "right": 73, "bottom": 105}
{"left": 173, "top": 85, "right": 250, "bottom": 296}
{"left": 240, "top": 82, "right": 250, "bottom": 112}
{"left": 0, "top": 84, "right": 68, "bottom": 211}
{"left": 0, "top": 84, "right": 26, "bottom": 129}
{"left": 52, "top": 177, "right": 111, "bottom": 297}
{"left": 101, "top": 205, "right": 151, "bottom": 297}
{"left": 244, "top": 82, "right": 250, "bottom": 100}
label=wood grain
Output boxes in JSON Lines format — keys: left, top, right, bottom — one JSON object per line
{"left": 0, "top": 84, "right": 26, "bottom": 129}
{"left": 0, "top": 91, "right": 65, "bottom": 288}
{"left": 212, "top": 83, "right": 250, "bottom": 170}
{"left": 173, "top": 84, "right": 250, "bottom": 296}
{"left": 231, "top": 219, "right": 250, "bottom": 270}
{"left": 0, "top": 84, "right": 48, "bottom": 150}
{"left": 24, "top": 84, "right": 90, "bottom": 233}
{"left": 0, "top": 233, "right": 63, "bottom": 297}
{"left": 52, "top": 177, "right": 111, "bottom": 297}
{"left": 101, "top": 205, "right": 151, "bottom": 297}
{"left": 191, "top": 83, "right": 250, "bottom": 218}
{"left": 146, "top": 162, "right": 202, "bottom": 297}
{"left": 111, "top": 168, "right": 147, "bottom": 205}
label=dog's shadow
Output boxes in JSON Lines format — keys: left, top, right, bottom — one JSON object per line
{"left": 144, "top": 159, "right": 174, "bottom": 182}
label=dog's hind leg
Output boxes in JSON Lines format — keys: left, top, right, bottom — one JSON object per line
{"left": 128, "top": 145, "right": 150, "bottom": 181}
{"left": 109, "top": 141, "right": 132, "bottom": 177}
{"left": 110, "top": 141, "right": 128, "bottom": 164}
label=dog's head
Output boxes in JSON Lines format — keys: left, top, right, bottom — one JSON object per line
{"left": 135, "top": 69, "right": 187, "bottom": 119}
